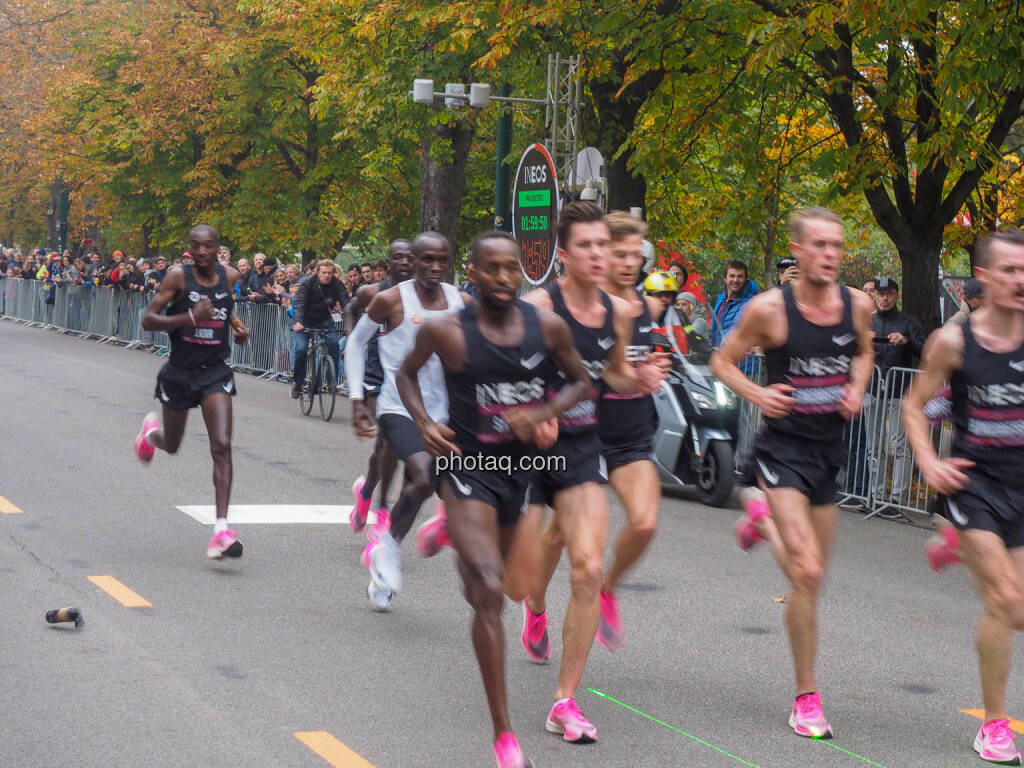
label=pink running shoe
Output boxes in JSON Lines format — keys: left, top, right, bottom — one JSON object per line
{"left": 546, "top": 698, "right": 597, "bottom": 743}
{"left": 207, "top": 529, "right": 243, "bottom": 560}
{"left": 134, "top": 411, "right": 161, "bottom": 463}
{"left": 521, "top": 601, "right": 551, "bottom": 663}
{"left": 596, "top": 590, "right": 625, "bottom": 652}
{"left": 974, "top": 719, "right": 1022, "bottom": 765}
{"left": 736, "top": 487, "right": 771, "bottom": 552}
{"left": 350, "top": 476, "right": 372, "bottom": 532}
{"left": 789, "top": 692, "right": 833, "bottom": 739}
{"left": 494, "top": 731, "right": 534, "bottom": 768}
{"left": 926, "top": 525, "right": 961, "bottom": 572}
{"left": 415, "top": 503, "right": 450, "bottom": 557}
{"left": 367, "top": 507, "right": 391, "bottom": 542}
{"left": 360, "top": 540, "right": 375, "bottom": 569}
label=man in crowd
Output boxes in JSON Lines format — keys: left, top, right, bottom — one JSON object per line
{"left": 248, "top": 256, "right": 279, "bottom": 303}
{"left": 360, "top": 262, "right": 375, "bottom": 284}
{"left": 290, "top": 259, "right": 346, "bottom": 399}
{"left": 373, "top": 261, "right": 387, "bottom": 283}
{"left": 348, "top": 265, "right": 362, "bottom": 291}
{"left": 712, "top": 259, "right": 759, "bottom": 346}
{"left": 234, "top": 258, "right": 251, "bottom": 299}
{"left": 865, "top": 277, "right": 925, "bottom": 510}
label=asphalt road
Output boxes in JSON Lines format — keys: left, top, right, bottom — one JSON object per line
{"left": 0, "top": 317, "right": 1016, "bottom": 768}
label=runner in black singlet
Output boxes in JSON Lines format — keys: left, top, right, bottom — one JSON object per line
{"left": 397, "top": 231, "right": 591, "bottom": 768}
{"left": 594, "top": 211, "right": 667, "bottom": 652}
{"left": 134, "top": 225, "right": 251, "bottom": 559}
{"left": 904, "top": 230, "right": 1024, "bottom": 765}
{"left": 343, "top": 239, "right": 413, "bottom": 537}
{"left": 518, "top": 202, "right": 669, "bottom": 745}
{"left": 710, "top": 207, "right": 874, "bottom": 740}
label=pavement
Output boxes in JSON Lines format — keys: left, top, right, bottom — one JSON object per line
{"left": 0, "top": 317, "right": 1018, "bottom": 768}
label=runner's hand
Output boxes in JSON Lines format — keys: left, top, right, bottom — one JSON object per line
{"left": 758, "top": 383, "right": 795, "bottom": 418}
{"left": 838, "top": 385, "right": 863, "bottom": 420}
{"left": 637, "top": 356, "right": 670, "bottom": 394}
{"left": 422, "top": 422, "right": 460, "bottom": 457}
{"left": 192, "top": 297, "right": 215, "bottom": 323}
{"left": 922, "top": 457, "right": 974, "bottom": 496}
{"left": 533, "top": 417, "right": 559, "bottom": 450}
{"left": 230, "top": 318, "right": 250, "bottom": 345}
{"left": 352, "top": 401, "right": 377, "bottom": 439}
{"left": 503, "top": 406, "right": 552, "bottom": 443}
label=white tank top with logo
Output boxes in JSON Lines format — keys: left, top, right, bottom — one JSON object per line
{"left": 377, "top": 279, "right": 464, "bottom": 423}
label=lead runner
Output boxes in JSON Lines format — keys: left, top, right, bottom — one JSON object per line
{"left": 710, "top": 206, "right": 873, "bottom": 738}
{"left": 134, "top": 224, "right": 251, "bottom": 558}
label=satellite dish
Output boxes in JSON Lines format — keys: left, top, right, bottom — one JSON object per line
{"left": 575, "top": 147, "right": 605, "bottom": 185}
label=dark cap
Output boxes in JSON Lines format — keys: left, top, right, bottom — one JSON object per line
{"left": 263, "top": 256, "right": 278, "bottom": 268}
{"left": 964, "top": 277, "right": 983, "bottom": 300}
{"left": 776, "top": 257, "right": 797, "bottom": 270}
{"left": 876, "top": 277, "right": 899, "bottom": 292}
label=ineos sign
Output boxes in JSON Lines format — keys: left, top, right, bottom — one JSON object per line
{"left": 512, "top": 143, "right": 559, "bottom": 285}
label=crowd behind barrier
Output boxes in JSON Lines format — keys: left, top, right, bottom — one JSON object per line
{"left": 2, "top": 276, "right": 944, "bottom": 521}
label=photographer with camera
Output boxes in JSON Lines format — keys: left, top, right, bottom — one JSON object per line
{"left": 776, "top": 256, "right": 799, "bottom": 286}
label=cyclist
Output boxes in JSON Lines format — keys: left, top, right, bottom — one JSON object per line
{"left": 290, "top": 259, "right": 347, "bottom": 399}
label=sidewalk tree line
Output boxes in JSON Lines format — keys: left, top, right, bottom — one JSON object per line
{"left": 2, "top": 0, "right": 1023, "bottom": 327}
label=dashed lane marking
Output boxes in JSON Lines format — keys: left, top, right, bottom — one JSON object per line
{"left": 0, "top": 496, "right": 24, "bottom": 514}
{"left": 87, "top": 575, "right": 152, "bottom": 608}
{"left": 177, "top": 504, "right": 356, "bottom": 525}
{"left": 962, "top": 709, "right": 1024, "bottom": 734}
{"left": 294, "top": 732, "right": 376, "bottom": 768}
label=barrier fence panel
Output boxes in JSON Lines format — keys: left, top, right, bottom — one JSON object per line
{"left": 836, "top": 365, "right": 883, "bottom": 510}
{"left": 734, "top": 354, "right": 765, "bottom": 476}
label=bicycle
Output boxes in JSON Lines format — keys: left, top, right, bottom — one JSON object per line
{"left": 298, "top": 328, "right": 337, "bottom": 422}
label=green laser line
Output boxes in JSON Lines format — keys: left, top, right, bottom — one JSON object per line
{"left": 588, "top": 688, "right": 893, "bottom": 768}
{"left": 587, "top": 688, "right": 761, "bottom": 767}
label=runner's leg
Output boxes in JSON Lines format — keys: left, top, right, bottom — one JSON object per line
{"left": 503, "top": 505, "right": 544, "bottom": 601}
{"left": 388, "top": 450, "right": 434, "bottom": 541}
{"left": 148, "top": 405, "right": 189, "bottom": 454}
{"left": 199, "top": 391, "right": 233, "bottom": 521}
{"left": 525, "top": 505, "right": 565, "bottom": 615}
{"left": 604, "top": 460, "right": 659, "bottom": 592}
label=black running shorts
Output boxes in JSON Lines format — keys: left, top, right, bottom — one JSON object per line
{"left": 378, "top": 413, "right": 427, "bottom": 460}
{"left": 600, "top": 437, "right": 654, "bottom": 476}
{"left": 442, "top": 464, "right": 531, "bottom": 529}
{"left": 155, "top": 362, "right": 235, "bottom": 410}
{"left": 947, "top": 468, "right": 1024, "bottom": 549}
{"left": 744, "top": 431, "right": 846, "bottom": 506}
{"left": 528, "top": 431, "right": 604, "bottom": 506}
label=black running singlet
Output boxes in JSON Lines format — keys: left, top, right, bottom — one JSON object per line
{"left": 167, "top": 264, "right": 233, "bottom": 369}
{"left": 761, "top": 284, "right": 856, "bottom": 443}
{"left": 545, "top": 281, "right": 616, "bottom": 435}
{"left": 445, "top": 300, "right": 555, "bottom": 456}
{"left": 598, "top": 296, "right": 656, "bottom": 444}
{"left": 365, "top": 278, "right": 391, "bottom": 383}
{"left": 951, "top": 317, "right": 1024, "bottom": 486}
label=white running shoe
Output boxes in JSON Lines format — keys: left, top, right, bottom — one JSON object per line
{"left": 367, "top": 580, "right": 392, "bottom": 612}
{"left": 369, "top": 533, "right": 402, "bottom": 593}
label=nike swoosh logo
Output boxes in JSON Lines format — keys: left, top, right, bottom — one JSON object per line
{"left": 222, "top": 381, "right": 233, "bottom": 393}
{"left": 598, "top": 336, "right": 615, "bottom": 350}
{"left": 832, "top": 333, "right": 855, "bottom": 346}
{"left": 756, "top": 458, "right": 779, "bottom": 486}
{"left": 947, "top": 498, "right": 968, "bottom": 527}
{"left": 1010, "top": 360, "right": 1024, "bottom": 372}
{"left": 520, "top": 352, "right": 545, "bottom": 370}
{"left": 449, "top": 472, "right": 472, "bottom": 496}
{"left": 638, "top": 325, "right": 653, "bottom": 333}
{"left": 214, "top": 292, "right": 229, "bottom": 300}
{"left": 159, "top": 384, "right": 170, "bottom": 403}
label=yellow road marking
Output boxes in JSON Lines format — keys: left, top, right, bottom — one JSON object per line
{"left": 87, "top": 575, "right": 152, "bottom": 608}
{"left": 294, "top": 732, "right": 376, "bottom": 768}
{"left": 0, "top": 496, "right": 23, "bottom": 514}
{"left": 961, "top": 709, "right": 1024, "bottom": 734}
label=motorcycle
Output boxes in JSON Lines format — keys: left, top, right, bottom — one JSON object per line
{"left": 650, "top": 312, "right": 740, "bottom": 507}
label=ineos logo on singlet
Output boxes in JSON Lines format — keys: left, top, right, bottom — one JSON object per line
{"left": 625, "top": 344, "right": 651, "bottom": 364}
{"left": 583, "top": 359, "right": 609, "bottom": 380}
{"left": 968, "top": 382, "right": 1024, "bottom": 407}
{"left": 476, "top": 379, "right": 546, "bottom": 406}
{"left": 788, "top": 355, "right": 851, "bottom": 377}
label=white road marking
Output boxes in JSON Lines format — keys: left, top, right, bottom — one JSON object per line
{"left": 177, "top": 504, "right": 361, "bottom": 525}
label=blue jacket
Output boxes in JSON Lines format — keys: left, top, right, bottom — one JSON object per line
{"left": 712, "top": 278, "right": 759, "bottom": 346}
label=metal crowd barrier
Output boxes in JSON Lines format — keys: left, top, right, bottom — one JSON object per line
{"left": 732, "top": 353, "right": 950, "bottom": 522}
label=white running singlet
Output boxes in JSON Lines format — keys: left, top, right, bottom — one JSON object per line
{"left": 376, "top": 279, "right": 464, "bottom": 423}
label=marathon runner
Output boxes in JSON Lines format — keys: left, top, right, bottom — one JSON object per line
{"left": 134, "top": 224, "right": 251, "bottom": 559}
{"left": 903, "top": 230, "right": 1024, "bottom": 765}
{"left": 518, "top": 201, "right": 668, "bottom": 743}
{"left": 397, "top": 230, "right": 591, "bottom": 768}
{"left": 344, "top": 232, "right": 469, "bottom": 610}
{"left": 593, "top": 211, "right": 669, "bottom": 650}
{"left": 343, "top": 239, "right": 414, "bottom": 538}
{"left": 710, "top": 206, "right": 874, "bottom": 739}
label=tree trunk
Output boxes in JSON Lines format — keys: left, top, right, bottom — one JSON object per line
{"left": 300, "top": 248, "right": 317, "bottom": 268}
{"left": 899, "top": 237, "right": 943, "bottom": 333}
{"left": 420, "top": 120, "right": 474, "bottom": 275}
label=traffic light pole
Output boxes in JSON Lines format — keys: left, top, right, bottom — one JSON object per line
{"left": 494, "top": 84, "right": 513, "bottom": 231}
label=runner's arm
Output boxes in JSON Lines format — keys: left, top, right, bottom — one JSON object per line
{"left": 599, "top": 295, "right": 642, "bottom": 395}
{"left": 709, "top": 295, "right": 789, "bottom": 415}
{"left": 141, "top": 268, "right": 194, "bottom": 332}
{"left": 840, "top": 290, "right": 875, "bottom": 419}
{"left": 396, "top": 318, "right": 460, "bottom": 456}
{"left": 344, "top": 314, "right": 378, "bottom": 402}
{"left": 541, "top": 312, "right": 591, "bottom": 416}
{"left": 344, "top": 283, "right": 376, "bottom": 333}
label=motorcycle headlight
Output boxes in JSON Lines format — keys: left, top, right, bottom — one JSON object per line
{"left": 714, "top": 381, "right": 736, "bottom": 407}
{"left": 692, "top": 392, "right": 714, "bottom": 410}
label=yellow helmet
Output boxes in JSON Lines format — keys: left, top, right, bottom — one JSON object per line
{"left": 643, "top": 271, "right": 679, "bottom": 295}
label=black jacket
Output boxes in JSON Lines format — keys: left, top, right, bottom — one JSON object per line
{"left": 293, "top": 275, "right": 347, "bottom": 327}
{"left": 871, "top": 307, "right": 925, "bottom": 394}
